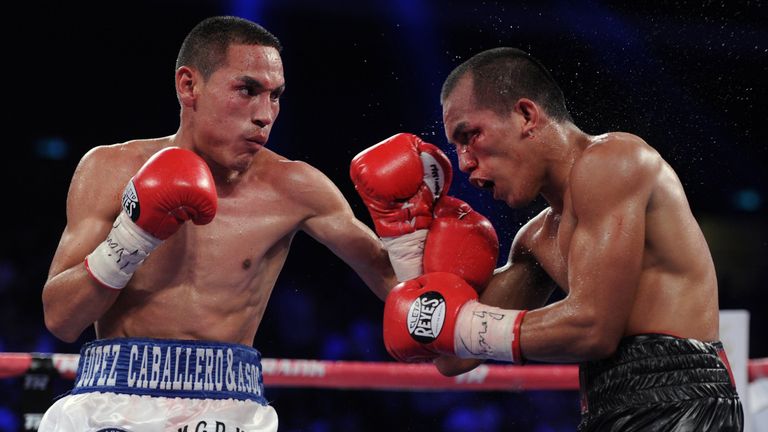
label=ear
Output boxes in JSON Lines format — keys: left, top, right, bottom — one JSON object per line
{"left": 176, "top": 66, "right": 198, "bottom": 108}
{"left": 513, "top": 98, "right": 540, "bottom": 138}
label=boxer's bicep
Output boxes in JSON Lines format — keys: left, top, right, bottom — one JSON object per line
{"left": 49, "top": 147, "right": 125, "bottom": 278}
{"left": 566, "top": 145, "right": 653, "bottom": 345}
{"left": 567, "top": 207, "right": 645, "bottom": 345}
{"left": 299, "top": 173, "right": 379, "bottom": 260}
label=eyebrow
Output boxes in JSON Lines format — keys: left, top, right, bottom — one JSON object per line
{"left": 236, "top": 76, "right": 285, "bottom": 94}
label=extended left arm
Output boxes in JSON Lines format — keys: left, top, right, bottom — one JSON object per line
{"left": 300, "top": 168, "right": 397, "bottom": 301}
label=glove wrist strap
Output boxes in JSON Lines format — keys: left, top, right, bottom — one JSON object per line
{"left": 85, "top": 212, "right": 162, "bottom": 289}
{"left": 454, "top": 301, "right": 527, "bottom": 363}
{"left": 381, "top": 229, "right": 427, "bottom": 282}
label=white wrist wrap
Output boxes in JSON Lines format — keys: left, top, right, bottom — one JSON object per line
{"left": 454, "top": 301, "right": 523, "bottom": 363}
{"left": 85, "top": 212, "right": 162, "bottom": 289}
{"left": 381, "top": 229, "right": 427, "bottom": 282}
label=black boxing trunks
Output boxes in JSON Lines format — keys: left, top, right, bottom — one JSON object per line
{"left": 39, "top": 338, "right": 278, "bottom": 431}
{"left": 578, "top": 334, "right": 743, "bottom": 432}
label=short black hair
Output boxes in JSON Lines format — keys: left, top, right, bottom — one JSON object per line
{"left": 176, "top": 15, "right": 282, "bottom": 80}
{"left": 441, "top": 47, "right": 572, "bottom": 122}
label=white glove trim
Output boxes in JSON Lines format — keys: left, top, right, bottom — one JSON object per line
{"left": 454, "top": 301, "right": 523, "bottom": 363}
{"left": 381, "top": 229, "right": 427, "bottom": 282}
{"left": 85, "top": 212, "right": 162, "bottom": 289}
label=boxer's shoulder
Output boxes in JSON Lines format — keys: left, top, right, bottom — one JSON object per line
{"left": 70, "top": 140, "right": 165, "bottom": 203}
{"left": 266, "top": 156, "right": 330, "bottom": 191}
{"left": 570, "top": 134, "right": 661, "bottom": 206}
{"left": 580, "top": 132, "right": 661, "bottom": 171}
{"left": 78, "top": 138, "right": 168, "bottom": 176}
{"left": 252, "top": 150, "right": 344, "bottom": 211}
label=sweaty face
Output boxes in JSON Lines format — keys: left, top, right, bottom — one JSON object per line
{"left": 194, "top": 44, "right": 285, "bottom": 173}
{"left": 442, "top": 75, "right": 538, "bottom": 208}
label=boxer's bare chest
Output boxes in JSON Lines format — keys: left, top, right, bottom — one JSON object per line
{"left": 146, "top": 177, "right": 306, "bottom": 283}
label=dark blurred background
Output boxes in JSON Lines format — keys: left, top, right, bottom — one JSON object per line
{"left": 2, "top": 1, "right": 766, "bottom": 431}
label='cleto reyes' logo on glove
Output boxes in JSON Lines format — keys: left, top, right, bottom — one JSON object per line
{"left": 420, "top": 153, "right": 448, "bottom": 199}
{"left": 407, "top": 292, "right": 446, "bottom": 343}
{"left": 121, "top": 180, "right": 140, "bottom": 222}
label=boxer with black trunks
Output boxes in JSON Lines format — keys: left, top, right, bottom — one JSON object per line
{"left": 364, "top": 47, "right": 744, "bottom": 430}
{"left": 39, "top": 16, "right": 401, "bottom": 431}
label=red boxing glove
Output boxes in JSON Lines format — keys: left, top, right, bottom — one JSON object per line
{"left": 85, "top": 147, "right": 217, "bottom": 289}
{"left": 383, "top": 272, "right": 478, "bottom": 362}
{"left": 424, "top": 196, "right": 499, "bottom": 292}
{"left": 384, "top": 271, "right": 528, "bottom": 364}
{"left": 123, "top": 147, "right": 218, "bottom": 239}
{"left": 350, "top": 133, "right": 452, "bottom": 237}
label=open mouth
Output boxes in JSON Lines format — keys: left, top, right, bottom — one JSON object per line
{"left": 472, "top": 178, "right": 495, "bottom": 191}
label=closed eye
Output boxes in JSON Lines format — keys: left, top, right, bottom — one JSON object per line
{"left": 451, "top": 123, "right": 479, "bottom": 146}
{"left": 454, "top": 130, "right": 478, "bottom": 155}
{"left": 270, "top": 87, "right": 284, "bottom": 101}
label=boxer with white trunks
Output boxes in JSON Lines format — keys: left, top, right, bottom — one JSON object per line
{"left": 41, "top": 338, "right": 272, "bottom": 431}
{"left": 40, "top": 16, "right": 398, "bottom": 431}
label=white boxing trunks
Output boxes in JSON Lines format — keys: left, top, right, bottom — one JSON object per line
{"left": 38, "top": 338, "right": 278, "bottom": 432}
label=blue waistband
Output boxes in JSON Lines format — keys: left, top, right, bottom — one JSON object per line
{"left": 71, "top": 338, "right": 266, "bottom": 404}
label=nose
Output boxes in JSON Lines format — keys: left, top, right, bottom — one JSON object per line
{"left": 457, "top": 146, "right": 478, "bottom": 173}
{"left": 252, "top": 95, "right": 277, "bottom": 128}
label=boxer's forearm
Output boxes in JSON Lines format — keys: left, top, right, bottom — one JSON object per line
{"left": 317, "top": 215, "right": 397, "bottom": 301}
{"left": 42, "top": 265, "right": 120, "bottom": 343}
{"left": 344, "top": 239, "right": 397, "bottom": 301}
{"left": 517, "top": 301, "right": 624, "bottom": 363}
